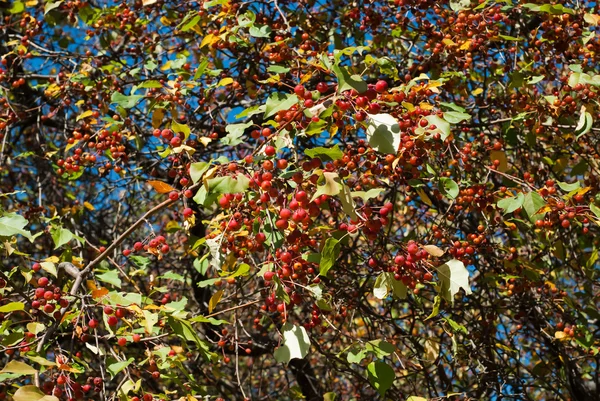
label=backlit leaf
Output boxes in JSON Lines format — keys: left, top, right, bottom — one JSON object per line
{"left": 274, "top": 322, "right": 311, "bottom": 363}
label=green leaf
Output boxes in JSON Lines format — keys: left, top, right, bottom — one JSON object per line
{"left": 96, "top": 270, "right": 122, "bottom": 288}
{"left": 575, "top": 106, "right": 593, "bottom": 138}
{"left": 557, "top": 181, "right": 581, "bottom": 192}
{"left": 267, "top": 65, "right": 290, "bottom": 74}
{"left": 523, "top": 192, "right": 546, "bottom": 222}
{"left": 332, "top": 65, "right": 367, "bottom": 94}
{"left": 264, "top": 93, "right": 299, "bottom": 118}
{"left": 319, "top": 238, "right": 341, "bottom": 276}
{"left": 497, "top": 34, "right": 522, "bottom": 41}
{"left": 443, "top": 111, "right": 471, "bottom": 124}
{"left": 189, "top": 162, "right": 210, "bottom": 184}
{"left": 171, "top": 121, "right": 191, "bottom": 140}
{"left": 13, "top": 385, "right": 59, "bottom": 401}
{"left": 0, "top": 302, "right": 25, "bottom": 313}
{"left": 424, "top": 115, "right": 451, "bottom": 140}
{"left": 425, "top": 295, "right": 441, "bottom": 321}
{"left": 26, "top": 323, "right": 45, "bottom": 335}
{"left": 40, "top": 262, "right": 57, "bottom": 277}
{"left": 497, "top": 193, "right": 525, "bottom": 214}
{"left": 304, "top": 145, "right": 344, "bottom": 161}
{"left": 205, "top": 173, "right": 250, "bottom": 195}
{"left": 110, "top": 92, "right": 144, "bottom": 109}
{"left": 522, "top": 3, "right": 574, "bottom": 15}
{"left": 9, "top": 1, "right": 25, "bottom": 14}
{"left": 444, "top": 317, "right": 469, "bottom": 334}
{"left": 439, "top": 177, "right": 459, "bottom": 199}
{"left": 45, "top": 1, "right": 63, "bottom": 14}
{"left": 0, "top": 360, "right": 37, "bottom": 375}
{"left": 311, "top": 172, "right": 341, "bottom": 201}
{"left": 189, "top": 315, "right": 230, "bottom": 326}
{"left": 367, "top": 361, "right": 395, "bottom": 396}
{"left": 274, "top": 322, "right": 311, "bottom": 363}
{"left": 437, "top": 259, "right": 472, "bottom": 305}
{"left": 50, "top": 226, "right": 74, "bottom": 249}
{"left": 352, "top": 188, "right": 384, "bottom": 202}
{"left": 108, "top": 358, "right": 134, "bottom": 378}
{"left": 221, "top": 121, "right": 252, "bottom": 146}
{"left": 374, "top": 272, "right": 407, "bottom": 300}
{"left": 0, "top": 213, "right": 33, "bottom": 241}
{"left": 249, "top": 25, "right": 272, "bottom": 38}
{"left": 305, "top": 119, "right": 328, "bottom": 136}
{"left": 439, "top": 102, "right": 466, "bottom": 113}
{"left": 365, "top": 113, "right": 401, "bottom": 154}
{"left": 180, "top": 14, "right": 201, "bottom": 31}
{"left": 340, "top": 184, "right": 358, "bottom": 221}
{"left": 590, "top": 203, "right": 600, "bottom": 219}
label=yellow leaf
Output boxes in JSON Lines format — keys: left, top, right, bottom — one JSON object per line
{"left": 300, "top": 71, "right": 313, "bottom": 84}
{"left": 152, "top": 109, "right": 165, "bottom": 129}
{"left": 160, "top": 16, "right": 172, "bottom": 26}
{"left": 459, "top": 39, "right": 472, "bottom": 50}
{"left": 44, "top": 256, "right": 60, "bottom": 263}
{"left": 415, "top": 188, "right": 433, "bottom": 207}
{"left": 402, "top": 102, "right": 415, "bottom": 112}
{"left": 147, "top": 180, "right": 175, "bottom": 194}
{"left": 208, "top": 290, "right": 223, "bottom": 313}
{"left": 65, "top": 139, "right": 79, "bottom": 153}
{"left": 472, "top": 88, "right": 484, "bottom": 96}
{"left": 25, "top": 0, "right": 38, "bottom": 6}
{"left": 76, "top": 110, "right": 94, "bottom": 121}
{"left": 198, "top": 137, "right": 212, "bottom": 147}
{"left": 442, "top": 38, "right": 456, "bottom": 47}
{"left": 201, "top": 34, "right": 219, "bottom": 49}
{"left": 555, "top": 331, "right": 568, "bottom": 340}
{"left": 419, "top": 102, "right": 434, "bottom": 111}
{"left": 1, "top": 360, "right": 37, "bottom": 374}
{"left": 83, "top": 201, "right": 95, "bottom": 211}
{"left": 218, "top": 77, "right": 233, "bottom": 86}
{"left": 584, "top": 13, "right": 600, "bottom": 25}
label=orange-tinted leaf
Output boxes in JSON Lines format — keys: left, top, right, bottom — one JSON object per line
{"left": 92, "top": 287, "right": 109, "bottom": 299}
{"left": 148, "top": 180, "right": 175, "bottom": 194}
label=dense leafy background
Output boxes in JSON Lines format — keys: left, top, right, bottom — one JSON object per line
{"left": 0, "top": 0, "right": 599, "bottom": 400}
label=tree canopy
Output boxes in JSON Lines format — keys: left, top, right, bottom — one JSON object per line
{"left": 1, "top": 0, "right": 600, "bottom": 400}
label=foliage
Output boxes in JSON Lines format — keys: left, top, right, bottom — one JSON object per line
{"left": 0, "top": 0, "right": 600, "bottom": 400}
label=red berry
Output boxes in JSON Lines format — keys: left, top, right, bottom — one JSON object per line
{"left": 32, "top": 262, "right": 41, "bottom": 272}
{"left": 264, "top": 145, "right": 276, "bottom": 157}
{"left": 168, "top": 191, "right": 179, "bottom": 201}
{"left": 375, "top": 80, "right": 388, "bottom": 93}
{"left": 316, "top": 82, "right": 328, "bottom": 93}
{"left": 88, "top": 319, "right": 98, "bottom": 329}
{"left": 104, "top": 306, "right": 114, "bottom": 315}
{"left": 122, "top": 249, "right": 131, "bottom": 257}
{"left": 117, "top": 337, "right": 127, "bottom": 346}
{"left": 264, "top": 271, "right": 275, "bottom": 281}
{"left": 107, "top": 316, "right": 118, "bottom": 326}
{"left": 407, "top": 243, "right": 419, "bottom": 255}
{"left": 183, "top": 207, "right": 194, "bottom": 218}
{"left": 132, "top": 333, "right": 141, "bottom": 342}
{"left": 37, "top": 277, "right": 49, "bottom": 287}
{"left": 294, "top": 84, "right": 305, "bottom": 97}
{"left": 133, "top": 242, "right": 144, "bottom": 251}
